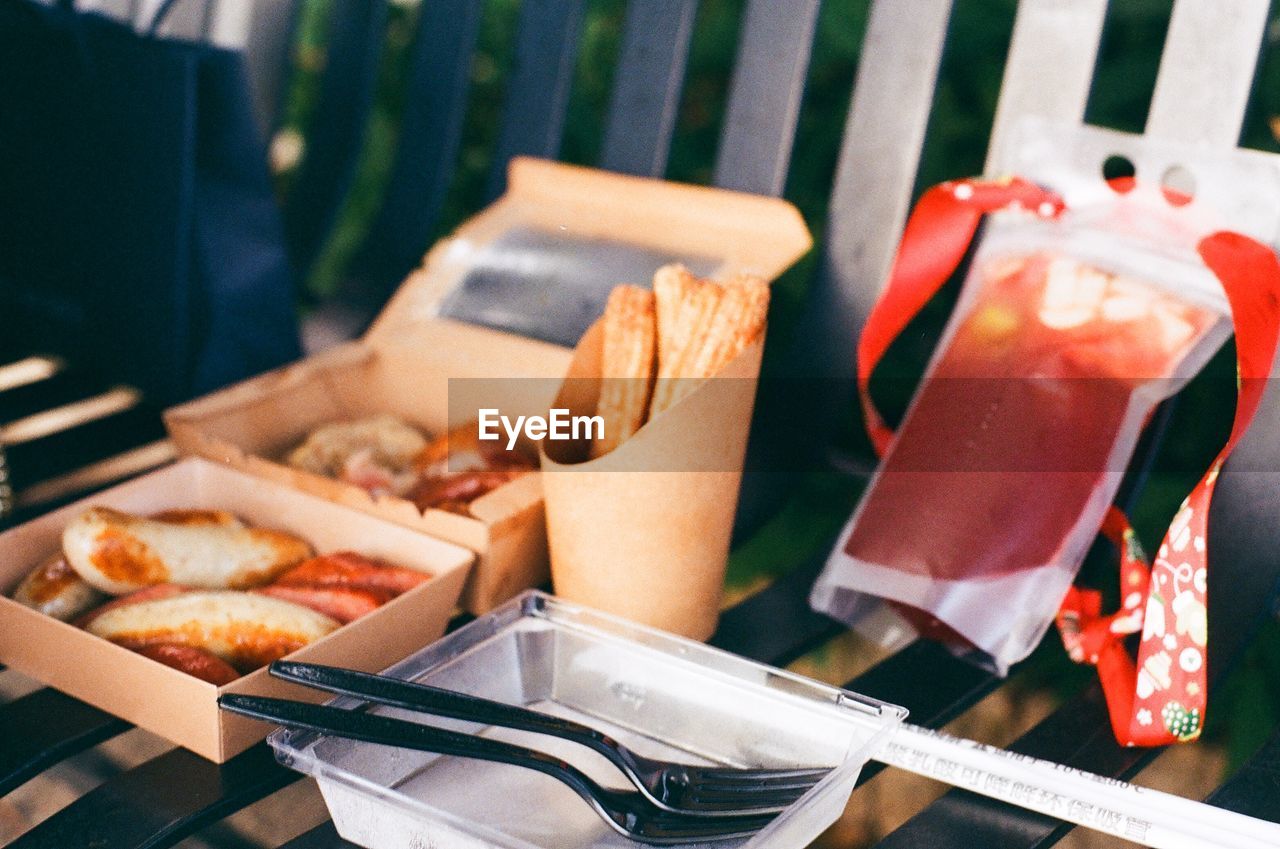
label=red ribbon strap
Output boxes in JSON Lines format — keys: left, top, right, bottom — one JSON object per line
{"left": 1056, "top": 508, "right": 1153, "bottom": 745}
{"left": 1059, "top": 232, "right": 1280, "bottom": 746}
{"left": 859, "top": 177, "right": 1280, "bottom": 747}
{"left": 858, "top": 177, "right": 1065, "bottom": 456}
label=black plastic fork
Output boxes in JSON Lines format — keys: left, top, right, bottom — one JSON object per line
{"left": 219, "top": 694, "right": 778, "bottom": 845}
{"left": 269, "top": 660, "right": 832, "bottom": 817}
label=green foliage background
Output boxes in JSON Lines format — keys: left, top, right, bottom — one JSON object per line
{"left": 277, "top": 0, "right": 1280, "bottom": 771}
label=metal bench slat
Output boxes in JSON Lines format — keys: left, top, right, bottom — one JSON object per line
{"left": 282, "top": 0, "right": 389, "bottom": 278}
{"left": 146, "top": 0, "right": 209, "bottom": 39}
{"left": 3, "top": 404, "right": 164, "bottom": 491}
{"left": 7, "top": 744, "right": 295, "bottom": 849}
{"left": 1199, "top": 360, "right": 1280, "bottom": 675}
{"left": 0, "top": 387, "right": 142, "bottom": 447}
{"left": 278, "top": 821, "right": 355, "bottom": 849}
{"left": 200, "top": 0, "right": 254, "bottom": 50}
{"left": 485, "top": 0, "right": 587, "bottom": 199}
{"left": 243, "top": 0, "right": 303, "bottom": 135}
{"left": 129, "top": 0, "right": 163, "bottom": 29}
{"left": 850, "top": 640, "right": 1001, "bottom": 731}
{"left": 984, "top": 0, "right": 1107, "bottom": 172}
{"left": 348, "top": 0, "right": 485, "bottom": 302}
{"left": 10, "top": 440, "right": 175, "bottom": 520}
{"left": 0, "top": 688, "right": 130, "bottom": 797}
{"left": 0, "top": 370, "right": 101, "bottom": 425}
{"left": 71, "top": 0, "right": 134, "bottom": 20}
{"left": 789, "top": 0, "right": 952, "bottom": 386}
{"left": 1205, "top": 725, "right": 1280, "bottom": 823}
{"left": 711, "top": 0, "right": 820, "bottom": 196}
{"left": 709, "top": 541, "right": 844, "bottom": 667}
{"left": 0, "top": 356, "right": 62, "bottom": 395}
{"left": 870, "top": 793, "right": 1060, "bottom": 849}
{"left": 598, "top": 0, "right": 698, "bottom": 178}
{"left": 1144, "top": 0, "right": 1270, "bottom": 148}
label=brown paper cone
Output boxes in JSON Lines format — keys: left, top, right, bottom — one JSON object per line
{"left": 540, "top": 320, "right": 764, "bottom": 640}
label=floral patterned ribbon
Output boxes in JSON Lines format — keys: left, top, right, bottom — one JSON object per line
{"left": 858, "top": 176, "right": 1280, "bottom": 747}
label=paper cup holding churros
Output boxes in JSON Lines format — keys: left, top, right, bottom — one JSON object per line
{"left": 540, "top": 265, "right": 769, "bottom": 639}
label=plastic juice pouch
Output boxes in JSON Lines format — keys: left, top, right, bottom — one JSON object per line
{"left": 811, "top": 167, "right": 1246, "bottom": 674}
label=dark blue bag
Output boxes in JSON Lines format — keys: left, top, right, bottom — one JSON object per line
{"left": 0, "top": 0, "right": 301, "bottom": 403}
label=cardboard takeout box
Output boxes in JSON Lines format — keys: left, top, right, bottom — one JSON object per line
{"left": 165, "top": 158, "right": 812, "bottom": 613}
{"left": 166, "top": 322, "right": 563, "bottom": 613}
{"left": 0, "top": 458, "right": 473, "bottom": 762}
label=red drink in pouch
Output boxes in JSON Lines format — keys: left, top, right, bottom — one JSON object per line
{"left": 812, "top": 224, "right": 1229, "bottom": 672}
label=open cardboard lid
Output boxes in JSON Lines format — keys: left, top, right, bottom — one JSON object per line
{"left": 364, "top": 158, "right": 813, "bottom": 350}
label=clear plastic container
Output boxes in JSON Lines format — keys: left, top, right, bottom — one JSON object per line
{"left": 269, "top": 591, "right": 905, "bottom": 849}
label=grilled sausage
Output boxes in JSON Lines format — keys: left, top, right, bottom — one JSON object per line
{"left": 11, "top": 554, "right": 109, "bottom": 622}
{"left": 272, "top": 551, "right": 433, "bottom": 594}
{"left": 408, "top": 469, "right": 527, "bottom": 514}
{"left": 62, "top": 507, "right": 313, "bottom": 595}
{"left": 127, "top": 643, "right": 241, "bottom": 685}
{"left": 254, "top": 584, "right": 395, "bottom": 624}
{"left": 84, "top": 590, "right": 339, "bottom": 671}
{"left": 409, "top": 424, "right": 533, "bottom": 513}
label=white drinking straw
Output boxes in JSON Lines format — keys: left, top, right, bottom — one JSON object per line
{"left": 876, "top": 723, "right": 1280, "bottom": 849}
